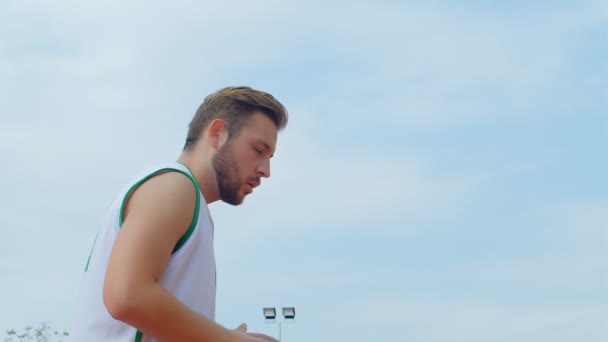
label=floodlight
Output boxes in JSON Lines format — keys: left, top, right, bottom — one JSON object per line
{"left": 263, "top": 307, "right": 277, "bottom": 320}
{"left": 282, "top": 307, "right": 296, "bottom": 319}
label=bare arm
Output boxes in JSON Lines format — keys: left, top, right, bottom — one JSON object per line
{"left": 102, "top": 171, "right": 261, "bottom": 342}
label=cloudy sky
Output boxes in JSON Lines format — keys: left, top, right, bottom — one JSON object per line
{"left": 1, "top": 0, "right": 606, "bottom": 341}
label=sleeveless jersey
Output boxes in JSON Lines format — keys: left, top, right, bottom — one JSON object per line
{"left": 67, "top": 162, "right": 216, "bottom": 342}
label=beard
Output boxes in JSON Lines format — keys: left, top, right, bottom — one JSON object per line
{"left": 212, "top": 141, "right": 244, "bottom": 206}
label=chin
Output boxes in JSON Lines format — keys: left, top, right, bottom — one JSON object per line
{"left": 222, "top": 194, "right": 245, "bottom": 206}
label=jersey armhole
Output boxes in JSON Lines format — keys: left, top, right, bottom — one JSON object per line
{"left": 118, "top": 167, "right": 201, "bottom": 255}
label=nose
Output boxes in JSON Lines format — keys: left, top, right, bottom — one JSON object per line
{"left": 257, "top": 158, "right": 271, "bottom": 178}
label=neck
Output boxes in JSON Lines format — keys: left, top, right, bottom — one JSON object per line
{"left": 177, "top": 152, "right": 220, "bottom": 204}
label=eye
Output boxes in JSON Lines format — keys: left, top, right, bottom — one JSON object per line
{"left": 253, "top": 146, "right": 263, "bottom": 155}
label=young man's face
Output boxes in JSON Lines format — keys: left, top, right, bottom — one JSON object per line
{"left": 212, "top": 112, "right": 278, "bottom": 205}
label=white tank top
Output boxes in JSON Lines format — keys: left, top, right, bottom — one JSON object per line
{"left": 67, "top": 162, "right": 216, "bottom": 342}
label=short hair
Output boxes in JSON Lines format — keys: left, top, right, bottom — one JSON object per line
{"left": 183, "top": 86, "right": 288, "bottom": 150}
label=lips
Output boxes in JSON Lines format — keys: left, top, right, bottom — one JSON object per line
{"left": 245, "top": 180, "right": 259, "bottom": 195}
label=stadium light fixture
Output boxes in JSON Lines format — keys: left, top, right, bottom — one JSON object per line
{"left": 262, "top": 306, "right": 296, "bottom": 341}
{"left": 282, "top": 307, "right": 295, "bottom": 320}
{"left": 263, "top": 307, "right": 277, "bottom": 320}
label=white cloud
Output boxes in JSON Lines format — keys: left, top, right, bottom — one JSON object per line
{"left": 539, "top": 199, "right": 608, "bottom": 233}
{"left": 524, "top": 199, "right": 608, "bottom": 266}
{"left": 350, "top": 296, "right": 607, "bottom": 342}
{"left": 2, "top": 0, "right": 604, "bottom": 137}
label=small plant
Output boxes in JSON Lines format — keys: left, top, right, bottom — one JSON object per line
{"left": 4, "top": 323, "right": 68, "bottom": 342}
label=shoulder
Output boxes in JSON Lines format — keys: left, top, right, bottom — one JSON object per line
{"left": 122, "top": 169, "right": 197, "bottom": 236}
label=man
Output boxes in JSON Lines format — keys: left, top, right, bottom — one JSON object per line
{"left": 67, "top": 86, "right": 288, "bottom": 342}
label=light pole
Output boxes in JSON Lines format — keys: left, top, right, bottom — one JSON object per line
{"left": 262, "top": 306, "right": 296, "bottom": 341}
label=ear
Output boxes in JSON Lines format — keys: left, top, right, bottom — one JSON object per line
{"left": 207, "top": 119, "right": 229, "bottom": 150}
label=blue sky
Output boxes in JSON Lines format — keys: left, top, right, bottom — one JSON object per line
{"left": 1, "top": 1, "right": 606, "bottom": 341}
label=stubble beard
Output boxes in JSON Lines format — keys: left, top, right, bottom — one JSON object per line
{"left": 212, "top": 142, "right": 244, "bottom": 206}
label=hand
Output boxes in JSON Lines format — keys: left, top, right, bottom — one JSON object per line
{"left": 232, "top": 323, "right": 279, "bottom": 342}
{"left": 246, "top": 332, "right": 279, "bottom": 342}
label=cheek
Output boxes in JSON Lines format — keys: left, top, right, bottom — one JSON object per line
{"left": 233, "top": 150, "right": 258, "bottom": 173}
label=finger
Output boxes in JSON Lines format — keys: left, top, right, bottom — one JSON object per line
{"left": 235, "top": 323, "right": 248, "bottom": 333}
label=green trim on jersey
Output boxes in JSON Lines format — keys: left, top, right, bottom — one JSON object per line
{"left": 118, "top": 166, "right": 201, "bottom": 254}
{"left": 82, "top": 164, "right": 202, "bottom": 341}
{"left": 84, "top": 228, "right": 101, "bottom": 272}
{"left": 86, "top": 166, "right": 201, "bottom": 270}
{"left": 121, "top": 165, "right": 202, "bottom": 342}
